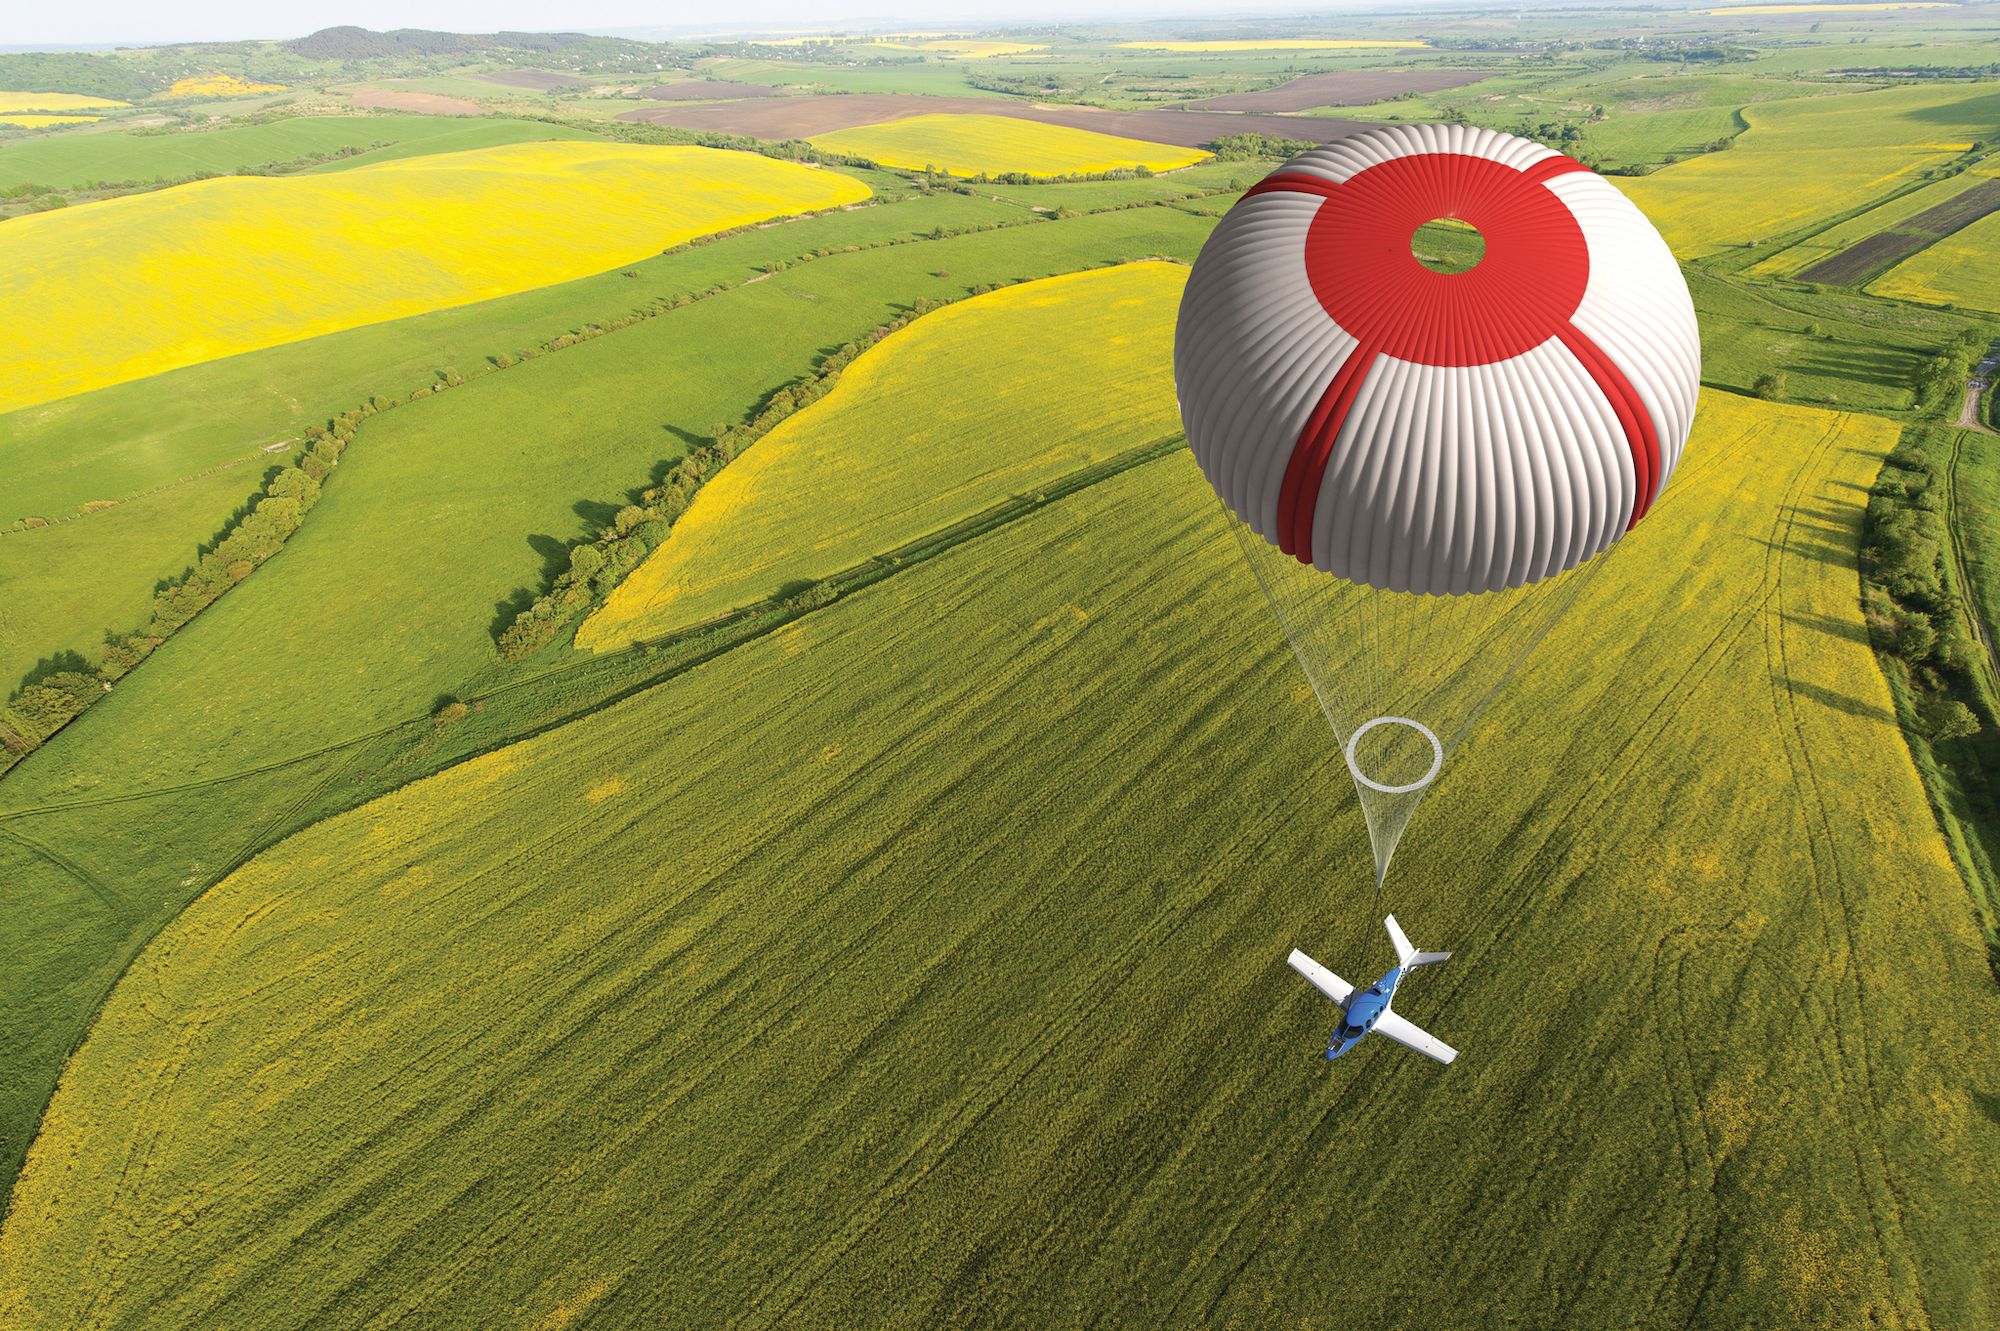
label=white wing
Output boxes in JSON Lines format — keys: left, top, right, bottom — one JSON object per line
{"left": 1287, "top": 950, "right": 1353, "bottom": 1008}
{"left": 1372, "top": 1010, "right": 1458, "bottom": 1065}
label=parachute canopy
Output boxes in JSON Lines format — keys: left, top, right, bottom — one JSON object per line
{"left": 1175, "top": 127, "right": 1700, "bottom": 884}
{"left": 1176, "top": 124, "right": 1700, "bottom": 595}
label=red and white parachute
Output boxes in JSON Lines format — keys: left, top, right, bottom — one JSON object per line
{"left": 1176, "top": 125, "right": 1700, "bottom": 595}
{"left": 1175, "top": 126, "right": 1701, "bottom": 886}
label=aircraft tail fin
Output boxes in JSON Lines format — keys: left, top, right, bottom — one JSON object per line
{"left": 1384, "top": 914, "right": 1450, "bottom": 968}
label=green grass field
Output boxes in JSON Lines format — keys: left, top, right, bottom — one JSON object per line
{"left": 582, "top": 261, "right": 1186, "bottom": 648}
{"left": 1688, "top": 270, "right": 1990, "bottom": 412}
{"left": 4, "top": 393, "right": 1993, "bottom": 1328}
{"left": 0, "top": 450, "right": 300, "bottom": 691}
{"left": 0, "top": 113, "right": 598, "bottom": 192}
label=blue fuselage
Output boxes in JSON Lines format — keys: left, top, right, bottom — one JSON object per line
{"left": 1325, "top": 965, "right": 1403, "bottom": 1060}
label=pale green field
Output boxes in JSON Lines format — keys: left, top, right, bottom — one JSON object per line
{"left": 3, "top": 393, "right": 1994, "bottom": 1328}
{"left": 581, "top": 261, "right": 1187, "bottom": 648}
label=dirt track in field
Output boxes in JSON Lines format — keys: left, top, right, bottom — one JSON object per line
{"left": 476, "top": 70, "right": 590, "bottom": 90}
{"left": 1183, "top": 69, "right": 1489, "bottom": 112}
{"left": 642, "top": 81, "right": 783, "bottom": 100}
{"left": 349, "top": 88, "right": 483, "bottom": 116}
{"left": 616, "top": 93, "right": 1371, "bottom": 148}
{"left": 1799, "top": 177, "right": 2000, "bottom": 286}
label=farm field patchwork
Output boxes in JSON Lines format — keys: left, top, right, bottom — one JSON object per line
{"left": 1616, "top": 82, "right": 2000, "bottom": 256}
{"left": 619, "top": 92, "right": 1370, "bottom": 149}
{"left": 0, "top": 115, "right": 99, "bottom": 127}
{"left": 1752, "top": 168, "right": 1993, "bottom": 278}
{"left": 3, "top": 392, "right": 1993, "bottom": 1329}
{"left": 581, "top": 261, "right": 1187, "bottom": 649}
{"left": 0, "top": 141, "right": 871, "bottom": 413}
{"left": 0, "top": 113, "right": 600, "bottom": 192}
{"left": 0, "top": 185, "right": 1022, "bottom": 689}
{"left": 1869, "top": 204, "right": 2000, "bottom": 312}
{"left": 862, "top": 38, "right": 1049, "bottom": 57}
{"left": 1799, "top": 177, "right": 2000, "bottom": 287}
{"left": 0, "top": 204, "right": 1217, "bottom": 1193}
{"left": 1184, "top": 68, "right": 1489, "bottom": 112}
{"left": 1708, "top": 1, "right": 1954, "bottom": 11}
{"left": 807, "top": 113, "right": 1210, "bottom": 176}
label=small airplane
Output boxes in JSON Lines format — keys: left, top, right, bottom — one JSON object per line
{"left": 1288, "top": 915, "right": 1458, "bottom": 1065}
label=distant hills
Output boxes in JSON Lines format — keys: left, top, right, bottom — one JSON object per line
{"left": 283, "top": 27, "right": 612, "bottom": 60}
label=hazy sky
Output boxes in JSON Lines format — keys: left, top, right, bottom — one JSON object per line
{"left": 6, "top": 0, "right": 1319, "bottom": 48}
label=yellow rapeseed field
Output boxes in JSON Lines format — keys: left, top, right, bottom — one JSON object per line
{"left": 808, "top": 113, "right": 1208, "bottom": 177}
{"left": 580, "top": 260, "right": 1188, "bottom": 649}
{"left": 1114, "top": 39, "right": 1430, "bottom": 50}
{"left": 0, "top": 91, "right": 125, "bottom": 113}
{"left": 165, "top": 74, "right": 287, "bottom": 97}
{"left": 1617, "top": 82, "right": 2000, "bottom": 256}
{"left": 0, "top": 141, "right": 870, "bottom": 413}
{"left": 0, "top": 114, "right": 101, "bottom": 127}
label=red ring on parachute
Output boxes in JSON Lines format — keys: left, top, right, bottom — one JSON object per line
{"left": 1242, "top": 150, "right": 1666, "bottom": 557}
{"left": 1297, "top": 152, "right": 1590, "bottom": 368}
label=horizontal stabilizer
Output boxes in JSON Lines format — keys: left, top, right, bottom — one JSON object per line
{"left": 1287, "top": 949, "right": 1353, "bottom": 1008}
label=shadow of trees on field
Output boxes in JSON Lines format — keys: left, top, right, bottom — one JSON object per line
{"left": 490, "top": 534, "right": 574, "bottom": 641}
{"left": 1745, "top": 533, "right": 1855, "bottom": 569}
{"left": 573, "top": 498, "right": 621, "bottom": 529}
{"left": 1785, "top": 609, "right": 1870, "bottom": 646}
{"left": 1794, "top": 345, "right": 1921, "bottom": 392}
{"left": 1784, "top": 677, "right": 1893, "bottom": 725}
{"left": 14, "top": 650, "right": 92, "bottom": 695}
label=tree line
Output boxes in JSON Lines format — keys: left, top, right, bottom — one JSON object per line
{"left": 0, "top": 427, "right": 349, "bottom": 767}
{"left": 497, "top": 288, "right": 1008, "bottom": 660}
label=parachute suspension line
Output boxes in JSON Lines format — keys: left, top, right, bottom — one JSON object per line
{"left": 1225, "top": 498, "right": 1614, "bottom": 890}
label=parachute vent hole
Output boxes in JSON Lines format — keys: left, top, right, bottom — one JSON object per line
{"left": 1411, "top": 217, "right": 1485, "bottom": 275}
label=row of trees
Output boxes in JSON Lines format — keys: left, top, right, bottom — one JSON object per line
{"left": 0, "top": 428, "right": 351, "bottom": 765}
{"left": 1916, "top": 331, "right": 1993, "bottom": 415}
{"left": 498, "top": 289, "right": 992, "bottom": 659}
{"left": 3, "top": 145, "right": 1250, "bottom": 757}
{"left": 1862, "top": 428, "right": 1983, "bottom": 743}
